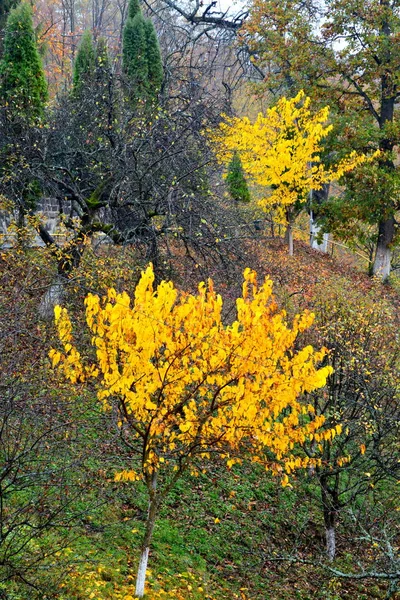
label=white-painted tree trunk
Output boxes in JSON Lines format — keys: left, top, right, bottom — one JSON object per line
{"left": 135, "top": 547, "right": 150, "bottom": 598}
{"left": 310, "top": 211, "right": 329, "bottom": 253}
{"left": 326, "top": 526, "right": 336, "bottom": 562}
{"left": 38, "top": 275, "right": 66, "bottom": 320}
{"left": 284, "top": 222, "right": 294, "bottom": 256}
{"left": 372, "top": 216, "right": 395, "bottom": 281}
{"left": 135, "top": 472, "right": 158, "bottom": 598}
{"left": 372, "top": 243, "right": 391, "bottom": 280}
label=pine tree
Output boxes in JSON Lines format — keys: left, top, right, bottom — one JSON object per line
{"left": 0, "top": 2, "right": 47, "bottom": 121}
{"left": 226, "top": 151, "right": 251, "bottom": 203}
{"left": 72, "top": 30, "right": 96, "bottom": 94}
{"left": 122, "top": 0, "right": 162, "bottom": 106}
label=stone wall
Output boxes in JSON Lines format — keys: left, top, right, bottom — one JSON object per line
{"left": 0, "top": 199, "right": 71, "bottom": 247}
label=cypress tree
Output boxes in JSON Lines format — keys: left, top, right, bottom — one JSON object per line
{"left": 0, "top": 2, "right": 47, "bottom": 121}
{"left": 144, "top": 18, "right": 163, "bottom": 99}
{"left": 70, "top": 34, "right": 115, "bottom": 139}
{"left": 122, "top": 0, "right": 162, "bottom": 106}
{"left": 123, "top": 11, "right": 148, "bottom": 101}
{"left": 226, "top": 152, "right": 251, "bottom": 203}
{"left": 0, "top": 0, "right": 19, "bottom": 57}
{"left": 72, "top": 30, "right": 96, "bottom": 94}
{"left": 127, "top": 0, "right": 141, "bottom": 19}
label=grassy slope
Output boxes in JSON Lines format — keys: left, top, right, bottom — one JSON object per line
{"left": 1, "top": 237, "right": 399, "bottom": 600}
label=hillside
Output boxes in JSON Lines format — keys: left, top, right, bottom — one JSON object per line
{"left": 1, "top": 233, "right": 399, "bottom": 600}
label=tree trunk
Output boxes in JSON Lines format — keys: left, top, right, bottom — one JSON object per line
{"left": 135, "top": 472, "right": 159, "bottom": 598}
{"left": 309, "top": 184, "right": 330, "bottom": 253}
{"left": 135, "top": 547, "right": 150, "bottom": 598}
{"left": 284, "top": 222, "right": 294, "bottom": 256}
{"left": 38, "top": 274, "right": 67, "bottom": 320}
{"left": 15, "top": 203, "right": 28, "bottom": 249}
{"left": 325, "top": 526, "right": 336, "bottom": 562}
{"left": 320, "top": 475, "right": 339, "bottom": 561}
{"left": 372, "top": 216, "right": 395, "bottom": 280}
{"left": 375, "top": 23, "right": 396, "bottom": 281}
{"left": 310, "top": 212, "right": 329, "bottom": 253}
{"left": 37, "top": 226, "right": 88, "bottom": 320}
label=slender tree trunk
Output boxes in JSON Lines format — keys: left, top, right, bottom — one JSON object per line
{"left": 135, "top": 472, "right": 159, "bottom": 598}
{"left": 375, "top": 9, "right": 396, "bottom": 281}
{"left": 367, "top": 244, "right": 375, "bottom": 276}
{"left": 70, "top": 0, "right": 76, "bottom": 61}
{"left": 372, "top": 216, "right": 395, "bottom": 280}
{"left": 284, "top": 212, "right": 294, "bottom": 256}
{"left": 17, "top": 203, "right": 25, "bottom": 230}
{"left": 15, "top": 203, "right": 29, "bottom": 249}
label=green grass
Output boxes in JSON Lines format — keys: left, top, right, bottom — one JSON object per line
{"left": 3, "top": 450, "right": 394, "bottom": 599}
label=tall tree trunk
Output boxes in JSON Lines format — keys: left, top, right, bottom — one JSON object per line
{"left": 375, "top": 5, "right": 396, "bottom": 281}
{"left": 372, "top": 216, "right": 395, "bottom": 280}
{"left": 135, "top": 472, "right": 158, "bottom": 598}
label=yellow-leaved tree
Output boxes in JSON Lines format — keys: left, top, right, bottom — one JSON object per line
{"left": 50, "top": 264, "right": 337, "bottom": 597}
{"left": 211, "top": 90, "right": 370, "bottom": 255}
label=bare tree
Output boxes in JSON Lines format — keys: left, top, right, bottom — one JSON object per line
{"left": 302, "top": 284, "right": 400, "bottom": 562}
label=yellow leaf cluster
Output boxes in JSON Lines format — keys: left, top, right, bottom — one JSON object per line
{"left": 211, "top": 91, "right": 373, "bottom": 220}
{"left": 51, "top": 264, "right": 334, "bottom": 476}
{"left": 49, "top": 306, "right": 85, "bottom": 384}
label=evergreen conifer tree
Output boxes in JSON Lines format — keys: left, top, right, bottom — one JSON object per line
{"left": 122, "top": 0, "right": 162, "bottom": 106}
{"left": 0, "top": 0, "right": 19, "bottom": 57}
{"left": 72, "top": 30, "right": 96, "bottom": 94}
{"left": 127, "top": 0, "right": 141, "bottom": 19}
{"left": 70, "top": 34, "right": 115, "bottom": 141}
{"left": 144, "top": 18, "right": 163, "bottom": 99}
{"left": 0, "top": 2, "right": 47, "bottom": 121}
{"left": 123, "top": 12, "right": 148, "bottom": 100}
{"left": 226, "top": 151, "right": 251, "bottom": 203}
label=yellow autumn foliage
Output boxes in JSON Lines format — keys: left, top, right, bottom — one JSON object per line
{"left": 50, "top": 264, "right": 334, "bottom": 477}
{"left": 211, "top": 90, "right": 373, "bottom": 221}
